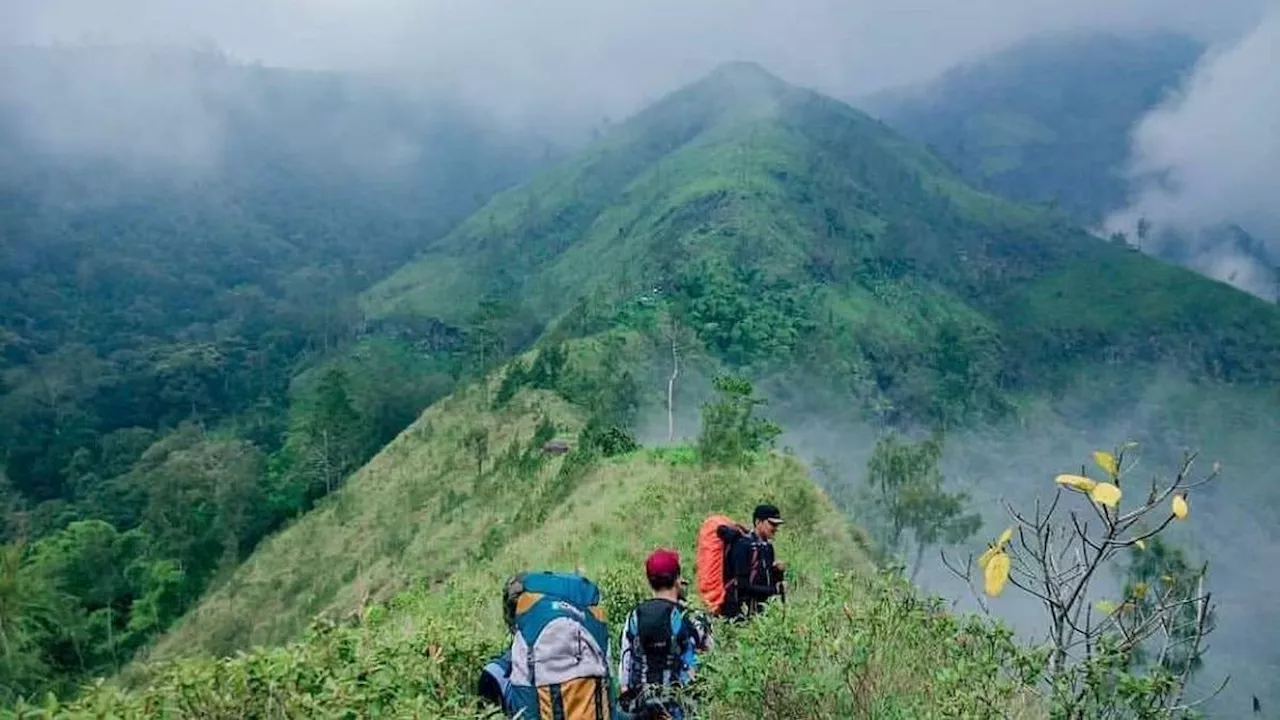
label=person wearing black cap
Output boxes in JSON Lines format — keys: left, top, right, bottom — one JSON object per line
{"left": 717, "top": 503, "right": 786, "bottom": 621}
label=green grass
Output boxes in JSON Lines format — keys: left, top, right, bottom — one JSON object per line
{"left": 29, "top": 430, "right": 1045, "bottom": 718}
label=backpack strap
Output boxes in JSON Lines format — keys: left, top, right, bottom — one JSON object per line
{"left": 664, "top": 605, "right": 686, "bottom": 686}
{"left": 625, "top": 609, "right": 642, "bottom": 690}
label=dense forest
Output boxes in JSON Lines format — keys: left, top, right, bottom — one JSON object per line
{"left": 0, "top": 46, "right": 557, "bottom": 699}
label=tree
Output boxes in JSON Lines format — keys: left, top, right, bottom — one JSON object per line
{"left": 863, "top": 432, "right": 980, "bottom": 580}
{"left": 461, "top": 299, "right": 511, "bottom": 383}
{"left": 0, "top": 539, "right": 63, "bottom": 702}
{"left": 658, "top": 314, "right": 696, "bottom": 442}
{"left": 1122, "top": 536, "right": 1213, "bottom": 680}
{"left": 697, "top": 375, "right": 780, "bottom": 467}
{"left": 945, "top": 444, "right": 1223, "bottom": 718}
{"left": 1136, "top": 217, "right": 1151, "bottom": 251}
{"left": 291, "top": 367, "right": 366, "bottom": 498}
{"left": 463, "top": 428, "right": 489, "bottom": 477}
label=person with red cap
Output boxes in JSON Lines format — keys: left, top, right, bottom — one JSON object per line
{"left": 616, "top": 548, "right": 713, "bottom": 719}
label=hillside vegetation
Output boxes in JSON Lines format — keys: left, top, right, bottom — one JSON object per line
{"left": 6, "top": 56, "right": 1279, "bottom": 715}
{"left": 132, "top": 61, "right": 1280, "bottom": 714}
{"left": 20, "top": 369, "right": 1050, "bottom": 718}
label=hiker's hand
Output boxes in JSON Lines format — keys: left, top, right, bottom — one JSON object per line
{"left": 776, "top": 581, "right": 787, "bottom": 596}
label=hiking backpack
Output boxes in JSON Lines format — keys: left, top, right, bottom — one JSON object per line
{"left": 695, "top": 515, "right": 743, "bottom": 616}
{"left": 623, "top": 600, "right": 690, "bottom": 689}
{"left": 503, "top": 571, "right": 614, "bottom": 720}
{"left": 619, "top": 600, "right": 688, "bottom": 717}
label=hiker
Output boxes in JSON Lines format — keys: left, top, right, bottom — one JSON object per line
{"left": 501, "top": 570, "right": 615, "bottom": 719}
{"left": 717, "top": 504, "right": 786, "bottom": 620}
{"left": 617, "top": 549, "right": 713, "bottom": 719}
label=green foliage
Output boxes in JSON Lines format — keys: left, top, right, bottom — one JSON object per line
{"left": 697, "top": 375, "right": 782, "bottom": 467}
{"left": 0, "top": 522, "right": 191, "bottom": 703}
{"left": 578, "top": 420, "right": 639, "bottom": 458}
{"left": 697, "top": 569, "right": 1037, "bottom": 718}
{"left": 16, "top": 427, "right": 1056, "bottom": 718}
{"left": 862, "top": 432, "right": 981, "bottom": 577}
{"left": 1122, "top": 537, "right": 1213, "bottom": 680}
{"left": 672, "top": 262, "right": 817, "bottom": 367}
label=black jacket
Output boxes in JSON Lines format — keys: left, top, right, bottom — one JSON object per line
{"left": 716, "top": 525, "right": 782, "bottom": 619}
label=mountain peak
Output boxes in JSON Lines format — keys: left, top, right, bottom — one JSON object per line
{"left": 703, "top": 60, "right": 785, "bottom": 84}
{"left": 690, "top": 60, "right": 792, "bottom": 100}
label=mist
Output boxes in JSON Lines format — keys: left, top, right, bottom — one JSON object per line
{"left": 3, "top": 0, "right": 1272, "bottom": 163}
{"left": 633, "top": 353, "right": 1279, "bottom": 712}
{"left": 766, "top": 368, "right": 1280, "bottom": 714}
{"left": 1106, "top": 6, "right": 1280, "bottom": 299}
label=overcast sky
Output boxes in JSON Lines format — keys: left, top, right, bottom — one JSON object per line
{"left": 3, "top": 0, "right": 1270, "bottom": 119}
{"left": 3, "top": 0, "right": 1278, "bottom": 286}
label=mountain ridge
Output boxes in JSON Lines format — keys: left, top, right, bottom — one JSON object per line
{"left": 368, "top": 60, "right": 1280, "bottom": 427}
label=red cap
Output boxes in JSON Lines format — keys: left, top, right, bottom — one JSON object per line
{"left": 645, "top": 548, "right": 681, "bottom": 579}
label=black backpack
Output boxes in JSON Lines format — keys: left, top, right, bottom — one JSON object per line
{"left": 625, "top": 599, "right": 686, "bottom": 688}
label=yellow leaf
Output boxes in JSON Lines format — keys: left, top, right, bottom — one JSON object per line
{"left": 984, "top": 551, "right": 1011, "bottom": 597}
{"left": 1134, "top": 539, "right": 1146, "bottom": 550}
{"left": 978, "top": 545, "right": 998, "bottom": 570}
{"left": 998, "top": 526, "right": 1014, "bottom": 547}
{"left": 1093, "top": 450, "right": 1119, "bottom": 478}
{"left": 1161, "top": 574, "right": 1175, "bottom": 584}
{"left": 1089, "top": 482, "right": 1122, "bottom": 508}
{"left": 1054, "top": 474, "right": 1097, "bottom": 492}
{"left": 1131, "top": 582, "right": 1148, "bottom": 599}
{"left": 1096, "top": 599, "right": 1117, "bottom": 614}
{"left": 1172, "top": 494, "right": 1188, "bottom": 520}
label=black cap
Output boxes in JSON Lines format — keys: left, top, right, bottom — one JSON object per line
{"left": 753, "top": 504, "right": 783, "bottom": 525}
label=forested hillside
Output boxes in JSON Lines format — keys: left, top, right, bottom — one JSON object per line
{"left": 863, "top": 32, "right": 1204, "bottom": 225}
{"left": 0, "top": 46, "right": 554, "bottom": 699}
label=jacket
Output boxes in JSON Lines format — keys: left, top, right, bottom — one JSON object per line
{"left": 716, "top": 526, "right": 782, "bottom": 619}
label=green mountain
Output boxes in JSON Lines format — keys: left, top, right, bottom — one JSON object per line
{"left": 369, "top": 60, "right": 1280, "bottom": 427}
{"left": 862, "top": 32, "right": 1204, "bottom": 225}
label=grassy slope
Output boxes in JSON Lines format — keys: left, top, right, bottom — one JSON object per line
{"left": 43, "top": 418, "right": 1044, "bottom": 718}
{"left": 143, "top": 382, "right": 586, "bottom": 661}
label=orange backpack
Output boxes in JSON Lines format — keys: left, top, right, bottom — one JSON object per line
{"left": 696, "top": 514, "right": 743, "bottom": 615}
